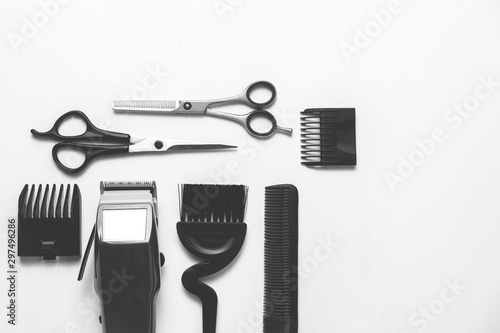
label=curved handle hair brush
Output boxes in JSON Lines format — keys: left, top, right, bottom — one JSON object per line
{"left": 177, "top": 184, "right": 248, "bottom": 333}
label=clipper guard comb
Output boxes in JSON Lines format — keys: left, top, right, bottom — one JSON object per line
{"left": 18, "top": 184, "right": 81, "bottom": 260}
{"left": 301, "top": 108, "right": 356, "bottom": 166}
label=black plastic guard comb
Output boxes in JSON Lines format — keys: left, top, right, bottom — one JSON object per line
{"left": 301, "top": 108, "right": 356, "bottom": 166}
{"left": 18, "top": 184, "right": 81, "bottom": 260}
{"left": 264, "top": 184, "right": 299, "bottom": 333}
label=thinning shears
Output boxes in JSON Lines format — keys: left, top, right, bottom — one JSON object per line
{"left": 32, "top": 110, "right": 236, "bottom": 173}
{"left": 112, "top": 81, "right": 293, "bottom": 138}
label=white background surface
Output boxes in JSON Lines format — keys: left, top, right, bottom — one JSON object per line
{"left": 1, "top": 0, "right": 500, "bottom": 332}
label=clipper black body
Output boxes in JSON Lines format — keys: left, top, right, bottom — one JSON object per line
{"left": 79, "top": 181, "right": 162, "bottom": 333}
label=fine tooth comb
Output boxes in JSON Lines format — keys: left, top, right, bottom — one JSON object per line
{"left": 177, "top": 184, "right": 248, "bottom": 333}
{"left": 301, "top": 108, "right": 356, "bottom": 166}
{"left": 264, "top": 184, "right": 299, "bottom": 333}
{"left": 18, "top": 184, "right": 81, "bottom": 260}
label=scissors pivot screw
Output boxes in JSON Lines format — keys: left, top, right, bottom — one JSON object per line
{"left": 183, "top": 102, "right": 192, "bottom": 110}
{"left": 154, "top": 140, "right": 164, "bottom": 149}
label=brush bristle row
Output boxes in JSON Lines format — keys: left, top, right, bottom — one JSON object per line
{"left": 179, "top": 184, "right": 248, "bottom": 223}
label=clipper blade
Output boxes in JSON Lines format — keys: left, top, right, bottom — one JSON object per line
{"left": 100, "top": 181, "right": 157, "bottom": 195}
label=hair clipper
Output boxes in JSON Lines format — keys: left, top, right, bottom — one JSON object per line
{"left": 78, "top": 181, "right": 164, "bottom": 333}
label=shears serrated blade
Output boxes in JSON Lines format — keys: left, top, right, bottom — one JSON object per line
{"left": 113, "top": 100, "right": 181, "bottom": 112}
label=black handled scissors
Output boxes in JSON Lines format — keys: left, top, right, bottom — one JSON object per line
{"left": 32, "top": 110, "right": 236, "bottom": 174}
{"left": 112, "top": 81, "right": 293, "bottom": 138}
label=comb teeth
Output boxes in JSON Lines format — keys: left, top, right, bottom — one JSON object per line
{"left": 300, "top": 108, "right": 356, "bottom": 166}
{"left": 55, "top": 184, "right": 64, "bottom": 218}
{"left": 263, "top": 184, "right": 299, "bottom": 333}
{"left": 19, "top": 184, "right": 74, "bottom": 219}
{"left": 26, "top": 185, "right": 35, "bottom": 218}
{"left": 179, "top": 184, "right": 248, "bottom": 222}
{"left": 18, "top": 184, "right": 81, "bottom": 259}
{"left": 48, "top": 184, "right": 56, "bottom": 218}
{"left": 40, "top": 184, "right": 49, "bottom": 218}
{"left": 113, "top": 100, "right": 180, "bottom": 112}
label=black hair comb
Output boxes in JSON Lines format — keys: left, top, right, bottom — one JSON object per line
{"left": 301, "top": 108, "right": 356, "bottom": 166}
{"left": 177, "top": 184, "right": 248, "bottom": 333}
{"left": 264, "top": 184, "right": 299, "bottom": 333}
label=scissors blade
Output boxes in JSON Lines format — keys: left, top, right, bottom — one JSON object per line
{"left": 129, "top": 138, "right": 236, "bottom": 153}
{"left": 167, "top": 144, "right": 237, "bottom": 151}
{"left": 113, "top": 100, "right": 182, "bottom": 113}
